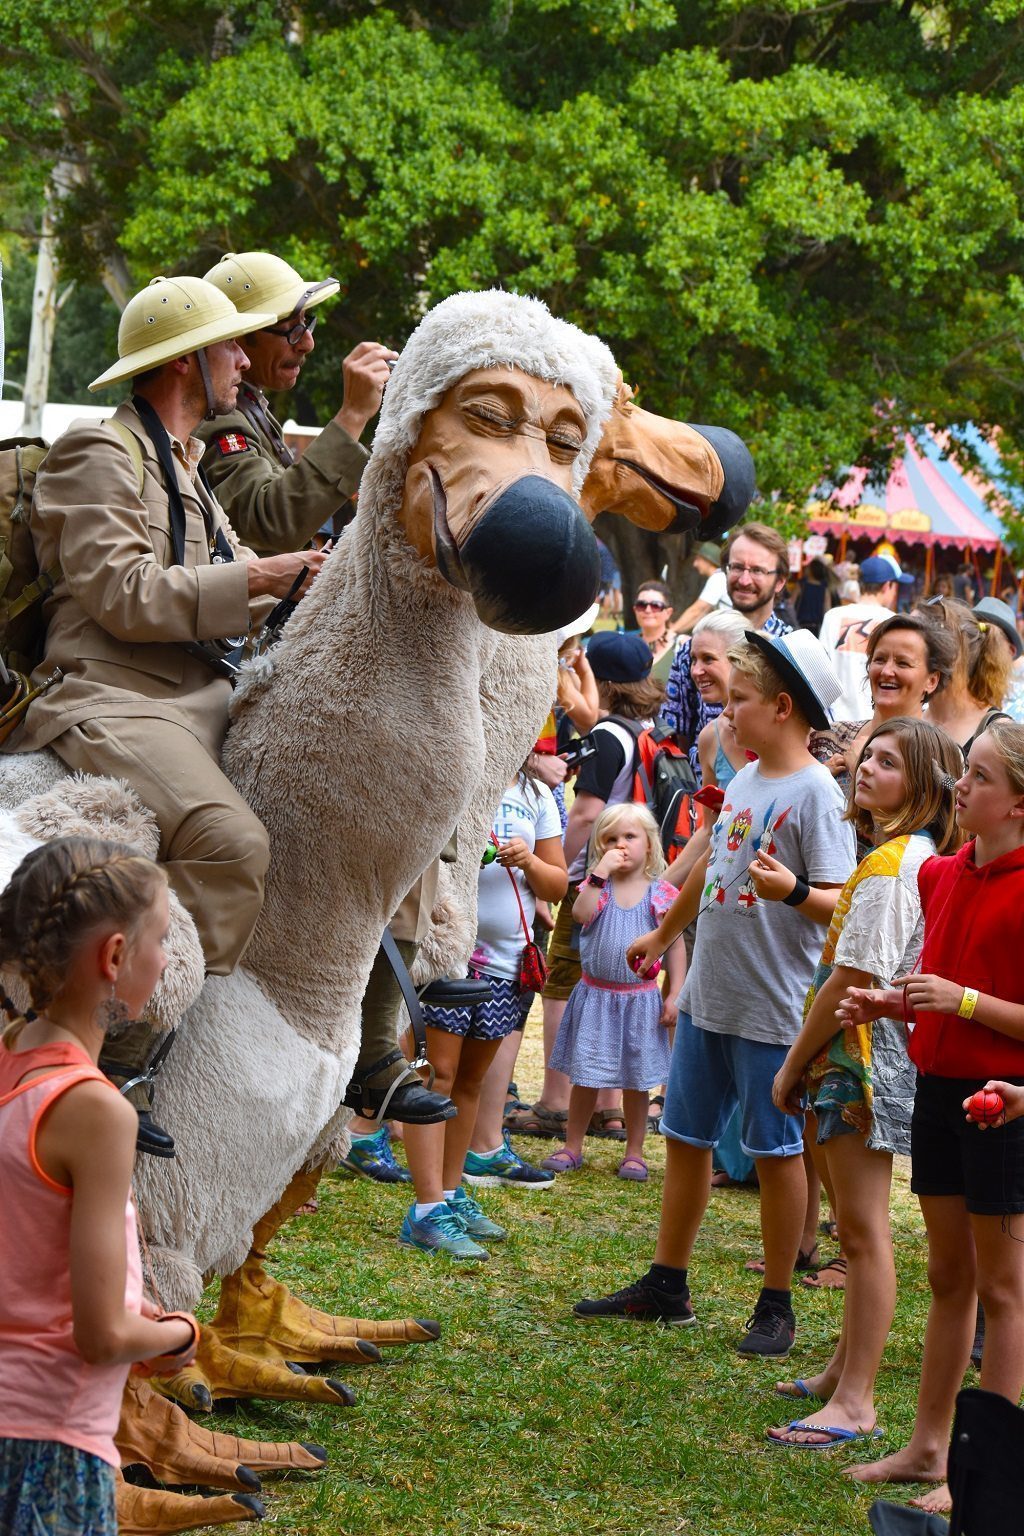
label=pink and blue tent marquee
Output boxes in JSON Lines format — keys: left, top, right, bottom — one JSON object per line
{"left": 808, "top": 425, "right": 1017, "bottom": 552}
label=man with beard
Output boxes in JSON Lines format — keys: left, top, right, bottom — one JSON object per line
{"left": 662, "top": 522, "right": 792, "bottom": 773}
{"left": 197, "top": 251, "right": 396, "bottom": 553}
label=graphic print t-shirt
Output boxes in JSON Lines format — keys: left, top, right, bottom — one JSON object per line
{"left": 472, "top": 779, "right": 562, "bottom": 980}
{"left": 681, "top": 760, "right": 856, "bottom": 1045}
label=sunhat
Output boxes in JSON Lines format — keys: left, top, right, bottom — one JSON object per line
{"left": 860, "top": 553, "right": 914, "bottom": 587}
{"left": 89, "top": 276, "right": 276, "bottom": 392}
{"left": 973, "top": 596, "right": 1023, "bottom": 658}
{"left": 204, "top": 252, "right": 340, "bottom": 322}
{"left": 586, "top": 630, "right": 653, "bottom": 683}
{"left": 695, "top": 542, "right": 721, "bottom": 566}
{"left": 745, "top": 629, "right": 843, "bottom": 731}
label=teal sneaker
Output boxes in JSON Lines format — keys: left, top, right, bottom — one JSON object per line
{"left": 342, "top": 1127, "right": 412, "bottom": 1184}
{"left": 399, "top": 1203, "right": 489, "bottom": 1261}
{"left": 463, "top": 1132, "right": 555, "bottom": 1190}
{"left": 447, "top": 1185, "right": 507, "bottom": 1241}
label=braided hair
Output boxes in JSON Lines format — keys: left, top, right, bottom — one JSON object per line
{"left": 0, "top": 836, "right": 166, "bottom": 1043}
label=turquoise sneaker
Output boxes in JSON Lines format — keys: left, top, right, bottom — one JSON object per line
{"left": 399, "top": 1203, "right": 489, "bottom": 1261}
{"left": 463, "top": 1132, "right": 555, "bottom": 1190}
{"left": 447, "top": 1185, "right": 507, "bottom": 1241}
{"left": 341, "top": 1127, "right": 412, "bottom": 1184}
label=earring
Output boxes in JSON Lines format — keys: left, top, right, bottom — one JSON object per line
{"left": 97, "top": 985, "right": 131, "bottom": 1035}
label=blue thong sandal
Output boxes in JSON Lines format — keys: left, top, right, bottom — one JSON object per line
{"left": 766, "top": 1421, "right": 883, "bottom": 1449}
{"left": 774, "top": 1379, "right": 823, "bottom": 1403}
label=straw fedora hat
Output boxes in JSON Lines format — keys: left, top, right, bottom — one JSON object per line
{"left": 88, "top": 276, "right": 276, "bottom": 392}
{"left": 203, "top": 251, "right": 340, "bottom": 322}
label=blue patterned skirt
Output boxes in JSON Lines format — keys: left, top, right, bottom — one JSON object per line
{"left": 0, "top": 1438, "right": 117, "bottom": 1535}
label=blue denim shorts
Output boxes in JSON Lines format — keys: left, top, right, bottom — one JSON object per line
{"left": 661, "top": 1013, "right": 805, "bottom": 1159}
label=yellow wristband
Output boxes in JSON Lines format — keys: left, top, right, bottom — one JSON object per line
{"left": 958, "top": 986, "right": 979, "bottom": 1020}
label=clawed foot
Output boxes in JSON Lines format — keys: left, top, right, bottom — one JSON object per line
{"left": 116, "top": 1475, "right": 264, "bottom": 1534}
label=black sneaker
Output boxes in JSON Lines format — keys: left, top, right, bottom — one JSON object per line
{"left": 574, "top": 1279, "right": 696, "bottom": 1326}
{"left": 736, "top": 1298, "right": 796, "bottom": 1357}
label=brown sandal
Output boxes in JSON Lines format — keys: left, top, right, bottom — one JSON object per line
{"left": 745, "top": 1244, "right": 820, "bottom": 1275}
{"left": 801, "top": 1254, "right": 847, "bottom": 1289}
{"left": 502, "top": 1100, "right": 569, "bottom": 1138}
{"left": 588, "top": 1108, "right": 627, "bottom": 1141}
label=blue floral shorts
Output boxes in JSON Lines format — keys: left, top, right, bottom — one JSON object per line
{"left": 0, "top": 1437, "right": 116, "bottom": 1536}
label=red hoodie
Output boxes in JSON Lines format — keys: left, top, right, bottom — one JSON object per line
{"left": 910, "top": 840, "right": 1024, "bottom": 1078}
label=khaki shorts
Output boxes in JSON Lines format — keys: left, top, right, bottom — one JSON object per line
{"left": 541, "top": 881, "right": 583, "bottom": 1001}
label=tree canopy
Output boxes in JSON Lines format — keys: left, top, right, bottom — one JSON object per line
{"left": 3, "top": 0, "right": 1024, "bottom": 567}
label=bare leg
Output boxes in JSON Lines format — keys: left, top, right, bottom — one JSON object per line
{"left": 562, "top": 1085, "right": 599, "bottom": 1160}
{"left": 801, "top": 1137, "right": 823, "bottom": 1256}
{"left": 654, "top": 1137, "right": 713, "bottom": 1269}
{"left": 846, "top": 1195, "right": 975, "bottom": 1487}
{"left": 540, "top": 997, "right": 572, "bottom": 1110}
{"left": 441, "top": 1036, "right": 502, "bottom": 1191}
{"left": 755, "top": 1151, "right": 807, "bottom": 1293}
{"left": 622, "top": 1090, "right": 650, "bottom": 1164}
{"left": 403, "top": 1027, "right": 466, "bottom": 1205}
{"left": 770, "top": 1137, "right": 895, "bottom": 1443}
{"left": 471, "top": 1029, "right": 525, "bottom": 1153}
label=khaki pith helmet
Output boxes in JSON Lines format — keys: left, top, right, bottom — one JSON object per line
{"left": 203, "top": 251, "right": 340, "bottom": 323}
{"left": 89, "top": 276, "right": 276, "bottom": 392}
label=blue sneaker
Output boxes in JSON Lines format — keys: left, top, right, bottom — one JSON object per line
{"left": 342, "top": 1127, "right": 412, "bottom": 1184}
{"left": 447, "top": 1185, "right": 507, "bottom": 1241}
{"left": 399, "top": 1203, "right": 489, "bottom": 1260}
{"left": 463, "top": 1132, "right": 555, "bottom": 1190}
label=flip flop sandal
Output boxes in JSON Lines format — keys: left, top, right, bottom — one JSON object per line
{"left": 775, "top": 1379, "right": 824, "bottom": 1403}
{"left": 588, "top": 1108, "right": 628, "bottom": 1141}
{"left": 766, "top": 1421, "right": 883, "bottom": 1449}
{"left": 503, "top": 1101, "right": 569, "bottom": 1138}
{"left": 801, "top": 1255, "right": 847, "bottom": 1290}
{"left": 745, "top": 1244, "right": 820, "bottom": 1275}
{"left": 541, "top": 1148, "right": 584, "bottom": 1173}
{"left": 616, "top": 1156, "right": 649, "bottom": 1182}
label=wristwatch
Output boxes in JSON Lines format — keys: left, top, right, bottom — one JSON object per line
{"left": 583, "top": 873, "right": 608, "bottom": 889}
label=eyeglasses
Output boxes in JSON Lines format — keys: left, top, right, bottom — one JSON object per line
{"left": 634, "top": 600, "right": 669, "bottom": 612}
{"left": 726, "top": 562, "right": 777, "bottom": 580}
{"left": 265, "top": 312, "right": 318, "bottom": 346}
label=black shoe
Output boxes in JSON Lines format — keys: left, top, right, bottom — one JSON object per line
{"left": 343, "top": 1060, "right": 456, "bottom": 1125}
{"left": 574, "top": 1279, "right": 696, "bottom": 1326}
{"left": 737, "top": 1298, "right": 795, "bottom": 1357}
{"left": 136, "top": 1109, "right": 176, "bottom": 1158}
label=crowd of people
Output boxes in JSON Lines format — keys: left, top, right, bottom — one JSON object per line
{"left": 394, "top": 522, "right": 1024, "bottom": 1520}
{"left": 2, "top": 245, "right": 1024, "bottom": 1533}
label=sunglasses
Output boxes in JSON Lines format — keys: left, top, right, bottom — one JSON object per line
{"left": 634, "top": 600, "right": 669, "bottom": 612}
{"left": 265, "top": 311, "right": 319, "bottom": 346}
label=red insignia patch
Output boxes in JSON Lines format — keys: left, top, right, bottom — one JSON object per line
{"left": 217, "top": 433, "right": 250, "bottom": 456}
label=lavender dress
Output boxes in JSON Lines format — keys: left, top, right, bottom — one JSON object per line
{"left": 549, "top": 879, "right": 676, "bottom": 1090}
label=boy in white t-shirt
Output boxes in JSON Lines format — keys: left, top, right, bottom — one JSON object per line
{"left": 574, "top": 631, "right": 856, "bottom": 1356}
{"left": 818, "top": 554, "right": 913, "bottom": 721}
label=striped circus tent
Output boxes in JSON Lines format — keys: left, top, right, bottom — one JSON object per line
{"left": 808, "top": 424, "right": 1018, "bottom": 552}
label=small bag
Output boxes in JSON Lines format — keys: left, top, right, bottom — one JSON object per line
{"left": 491, "top": 835, "right": 550, "bottom": 992}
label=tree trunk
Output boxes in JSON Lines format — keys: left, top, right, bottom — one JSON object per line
{"left": 21, "top": 193, "right": 59, "bottom": 438}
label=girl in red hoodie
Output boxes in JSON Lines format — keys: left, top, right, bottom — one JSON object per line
{"left": 837, "top": 718, "right": 1024, "bottom": 1514}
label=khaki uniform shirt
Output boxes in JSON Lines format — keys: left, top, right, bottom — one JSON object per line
{"left": 196, "top": 383, "right": 368, "bottom": 556}
{"left": 17, "top": 400, "right": 267, "bottom": 754}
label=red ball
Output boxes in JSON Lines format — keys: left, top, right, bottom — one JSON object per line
{"left": 630, "top": 954, "right": 661, "bottom": 981}
{"left": 968, "top": 1090, "right": 1004, "bottom": 1125}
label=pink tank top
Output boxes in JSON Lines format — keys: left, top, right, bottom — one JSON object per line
{"left": 0, "top": 1039, "right": 143, "bottom": 1467}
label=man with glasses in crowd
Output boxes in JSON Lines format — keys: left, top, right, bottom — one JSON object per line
{"left": 198, "top": 251, "right": 396, "bottom": 553}
{"left": 662, "top": 522, "right": 792, "bottom": 772}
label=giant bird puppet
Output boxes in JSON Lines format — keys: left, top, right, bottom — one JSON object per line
{"left": 0, "top": 289, "right": 754, "bottom": 1532}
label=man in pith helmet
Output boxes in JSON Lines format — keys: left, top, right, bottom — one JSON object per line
{"left": 198, "top": 251, "right": 396, "bottom": 554}
{"left": 14, "top": 275, "right": 329, "bottom": 1153}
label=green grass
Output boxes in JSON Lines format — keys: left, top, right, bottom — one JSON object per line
{"left": 195, "top": 1043, "right": 939, "bottom": 1536}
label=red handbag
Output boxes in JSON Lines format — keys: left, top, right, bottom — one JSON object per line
{"left": 490, "top": 835, "right": 549, "bottom": 991}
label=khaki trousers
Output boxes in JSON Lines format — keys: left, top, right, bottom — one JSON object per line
{"left": 54, "top": 716, "right": 270, "bottom": 976}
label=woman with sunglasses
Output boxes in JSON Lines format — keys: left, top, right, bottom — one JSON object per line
{"left": 632, "top": 580, "right": 679, "bottom": 683}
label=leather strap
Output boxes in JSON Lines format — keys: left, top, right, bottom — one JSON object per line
{"left": 237, "top": 386, "right": 296, "bottom": 468}
{"left": 379, "top": 927, "right": 427, "bottom": 1064}
{"left": 130, "top": 396, "right": 235, "bottom": 568}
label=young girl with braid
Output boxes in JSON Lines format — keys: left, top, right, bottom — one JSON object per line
{"left": 0, "top": 837, "right": 199, "bottom": 1536}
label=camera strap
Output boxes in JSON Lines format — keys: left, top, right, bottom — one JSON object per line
{"left": 131, "top": 395, "right": 235, "bottom": 568}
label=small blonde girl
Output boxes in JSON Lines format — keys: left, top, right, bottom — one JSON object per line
{"left": 544, "top": 804, "right": 685, "bottom": 1181}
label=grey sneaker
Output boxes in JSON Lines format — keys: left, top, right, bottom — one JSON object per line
{"left": 399, "top": 1203, "right": 489, "bottom": 1261}
{"left": 447, "top": 1185, "right": 507, "bottom": 1241}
